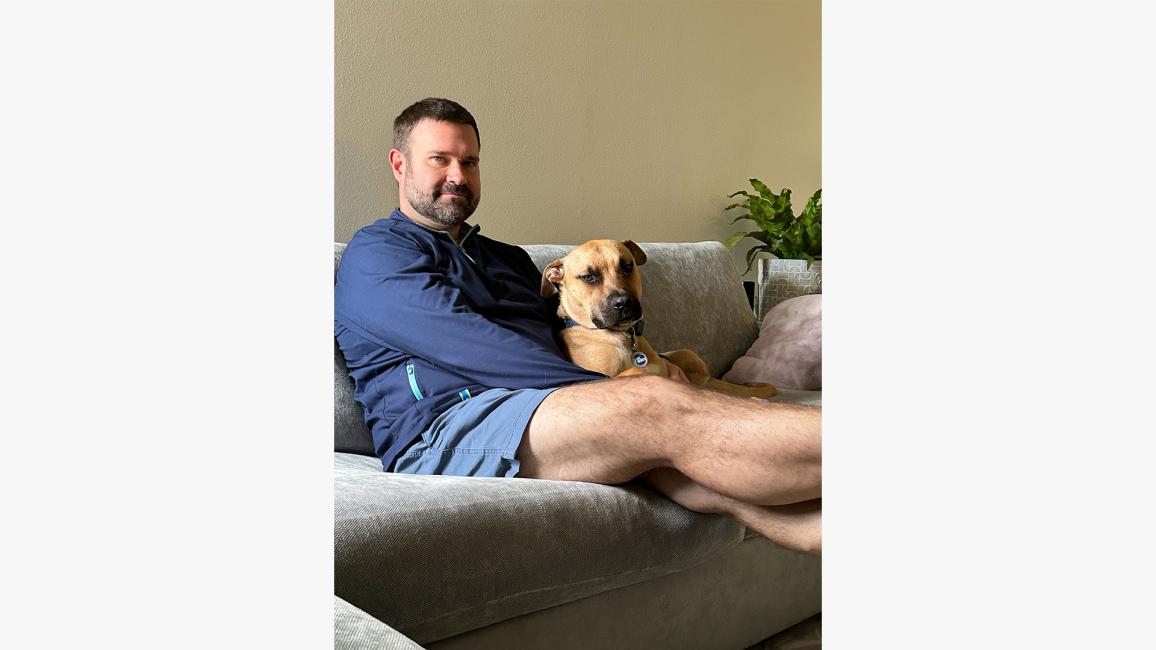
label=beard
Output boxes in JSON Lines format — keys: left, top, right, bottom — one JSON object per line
{"left": 405, "top": 173, "right": 478, "bottom": 227}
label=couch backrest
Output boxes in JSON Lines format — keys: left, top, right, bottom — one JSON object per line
{"left": 333, "top": 241, "right": 759, "bottom": 454}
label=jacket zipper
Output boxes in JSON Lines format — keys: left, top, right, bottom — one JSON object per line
{"left": 405, "top": 362, "right": 424, "bottom": 401}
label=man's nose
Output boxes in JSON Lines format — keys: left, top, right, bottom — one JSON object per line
{"left": 445, "top": 161, "right": 467, "bottom": 185}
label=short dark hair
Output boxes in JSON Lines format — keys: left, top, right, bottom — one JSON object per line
{"left": 392, "top": 97, "right": 480, "bottom": 154}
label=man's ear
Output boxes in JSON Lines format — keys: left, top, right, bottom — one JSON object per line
{"left": 622, "top": 240, "right": 647, "bottom": 266}
{"left": 540, "top": 259, "right": 565, "bottom": 297}
{"left": 388, "top": 148, "right": 406, "bottom": 183}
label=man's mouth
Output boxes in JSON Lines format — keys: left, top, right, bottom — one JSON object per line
{"left": 439, "top": 186, "right": 471, "bottom": 201}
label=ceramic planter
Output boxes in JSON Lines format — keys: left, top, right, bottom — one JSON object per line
{"left": 754, "top": 258, "right": 822, "bottom": 323}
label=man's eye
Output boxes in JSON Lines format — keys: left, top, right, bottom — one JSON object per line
{"left": 431, "top": 156, "right": 446, "bottom": 163}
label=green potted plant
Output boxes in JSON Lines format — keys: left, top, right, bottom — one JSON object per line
{"left": 723, "top": 179, "right": 822, "bottom": 322}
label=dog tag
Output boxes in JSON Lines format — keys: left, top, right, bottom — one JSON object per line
{"left": 632, "top": 352, "right": 648, "bottom": 368}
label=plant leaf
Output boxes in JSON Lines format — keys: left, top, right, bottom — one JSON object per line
{"left": 723, "top": 231, "right": 757, "bottom": 248}
{"left": 725, "top": 182, "right": 821, "bottom": 262}
{"left": 749, "top": 178, "right": 774, "bottom": 198}
{"left": 805, "top": 221, "right": 820, "bottom": 242}
{"left": 744, "top": 245, "right": 763, "bottom": 276}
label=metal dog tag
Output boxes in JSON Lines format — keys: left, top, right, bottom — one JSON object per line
{"left": 632, "top": 352, "right": 648, "bottom": 368}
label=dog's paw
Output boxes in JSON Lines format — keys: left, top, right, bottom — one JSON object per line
{"left": 742, "top": 383, "right": 778, "bottom": 398}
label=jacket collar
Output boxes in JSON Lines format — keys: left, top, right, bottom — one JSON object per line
{"left": 390, "top": 208, "right": 479, "bottom": 245}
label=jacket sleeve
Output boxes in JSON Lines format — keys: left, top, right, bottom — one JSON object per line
{"left": 334, "top": 232, "right": 606, "bottom": 389}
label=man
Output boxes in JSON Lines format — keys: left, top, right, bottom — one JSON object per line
{"left": 335, "top": 98, "right": 821, "bottom": 554}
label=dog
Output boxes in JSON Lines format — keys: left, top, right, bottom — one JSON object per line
{"left": 540, "top": 239, "right": 777, "bottom": 399}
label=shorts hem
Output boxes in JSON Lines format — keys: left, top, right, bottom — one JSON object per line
{"left": 390, "top": 387, "right": 557, "bottom": 478}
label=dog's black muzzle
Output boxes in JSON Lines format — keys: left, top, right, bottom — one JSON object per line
{"left": 592, "top": 292, "right": 642, "bottom": 329}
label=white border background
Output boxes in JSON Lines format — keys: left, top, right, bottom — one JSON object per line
{"left": 826, "top": 1, "right": 1154, "bottom": 647}
{"left": 4, "top": 1, "right": 1154, "bottom": 647}
{"left": 4, "top": 2, "right": 334, "bottom": 647}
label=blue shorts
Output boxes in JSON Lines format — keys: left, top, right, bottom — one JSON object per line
{"left": 390, "top": 387, "right": 558, "bottom": 478}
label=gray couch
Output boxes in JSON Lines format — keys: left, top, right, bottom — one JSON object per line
{"left": 334, "top": 241, "right": 821, "bottom": 649}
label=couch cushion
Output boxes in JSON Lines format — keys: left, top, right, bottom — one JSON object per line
{"left": 334, "top": 452, "right": 745, "bottom": 645}
{"left": 764, "top": 388, "right": 823, "bottom": 407}
{"left": 725, "top": 294, "right": 822, "bottom": 391}
{"left": 424, "top": 536, "right": 821, "bottom": 650}
{"left": 523, "top": 242, "right": 759, "bottom": 378}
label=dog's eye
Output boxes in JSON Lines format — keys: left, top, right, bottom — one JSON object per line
{"left": 621, "top": 263, "right": 634, "bottom": 274}
{"left": 577, "top": 274, "right": 597, "bottom": 284}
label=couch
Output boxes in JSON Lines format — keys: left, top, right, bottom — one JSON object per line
{"left": 334, "top": 240, "right": 821, "bottom": 649}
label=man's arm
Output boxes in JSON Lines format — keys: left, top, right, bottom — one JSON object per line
{"left": 335, "top": 233, "right": 605, "bottom": 389}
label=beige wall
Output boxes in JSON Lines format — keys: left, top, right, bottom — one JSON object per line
{"left": 336, "top": 0, "right": 820, "bottom": 279}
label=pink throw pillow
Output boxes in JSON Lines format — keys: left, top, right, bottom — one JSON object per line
{"left": 724, "top": 294, "right": 821, "bottom": 390}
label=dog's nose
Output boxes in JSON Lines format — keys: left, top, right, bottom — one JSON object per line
{"left": 611, "top": 294, "right": 630, "bottom": 312}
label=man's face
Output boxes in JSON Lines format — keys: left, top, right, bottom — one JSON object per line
{"left": 395, "top": 118, "right": 481, "bottom": 229}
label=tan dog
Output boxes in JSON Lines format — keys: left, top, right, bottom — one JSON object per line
{"left": 540, "top": 239, "right": 777, "bottom": 398}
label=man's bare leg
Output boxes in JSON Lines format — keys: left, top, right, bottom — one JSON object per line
{"left": 516, "top": 375, "right": 821, "bottom": 506}
{"left": 641, "top": 467, "right": 821, "bottom": 555}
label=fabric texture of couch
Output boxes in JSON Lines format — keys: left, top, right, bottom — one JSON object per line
{"left": 334, "top": 240, "right": 821, "bottom": 649}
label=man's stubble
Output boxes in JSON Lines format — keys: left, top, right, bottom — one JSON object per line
{"left": 404, "top": 166, "right": 478, "bottom": 228}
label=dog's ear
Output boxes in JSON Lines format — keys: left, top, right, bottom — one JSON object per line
{"left": 540, "top": 259, "right": 564, "bottom": 297}
{"left": 622, "top": 240, "right": 647, "bottom": 266}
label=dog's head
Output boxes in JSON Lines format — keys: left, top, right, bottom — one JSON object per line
{"left": 540, "top": 239, "right": 648, "bottom": 330}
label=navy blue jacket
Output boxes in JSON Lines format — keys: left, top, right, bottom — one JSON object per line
{"left": 335, "top": 209, "right": 605, "bottom": 470}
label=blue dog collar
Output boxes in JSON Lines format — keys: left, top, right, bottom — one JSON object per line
{"left": 561, "top": 318, "right": 644, "bottom": 336}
